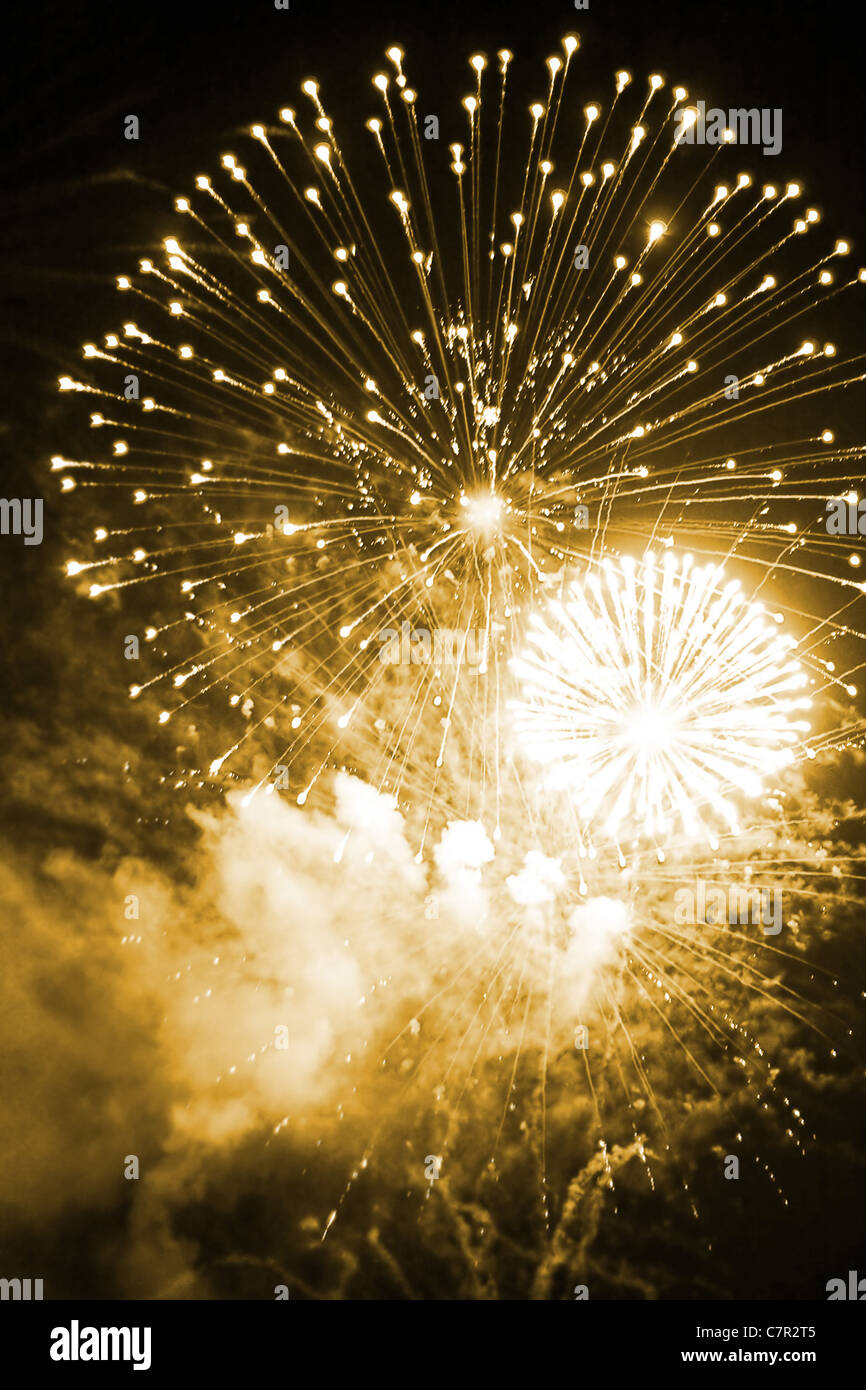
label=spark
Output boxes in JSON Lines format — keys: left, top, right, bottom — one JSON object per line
{"left": 57, "top": 36, "right": 865, "bottom": 824}
{"left": 56, "top": 39, "right": 864, "bottom": 1257}
{"left": 511, "top": 551, "right": 812, "bottom": 842}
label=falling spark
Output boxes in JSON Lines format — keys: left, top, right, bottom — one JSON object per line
{"left": 56, "top": 38, "right": 865, "bottom": 1259}
{"left": 58, "top": 36, "right": 865, "bottom": 825}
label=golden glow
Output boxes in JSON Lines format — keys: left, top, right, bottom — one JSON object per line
{"left": 512, "top": 553, "right": 811, "bottom": 841}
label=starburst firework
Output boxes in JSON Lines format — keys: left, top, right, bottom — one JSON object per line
{"left": 57, "top": 33, "right": 864, "bottom": 824}
{"left": 511, "top": 550, "right": 812, "bottom": 841}
{"left": 54, "top": 36, "right": 865, "bottom": 1263}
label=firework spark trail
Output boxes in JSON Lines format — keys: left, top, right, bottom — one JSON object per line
{"left": 56, "top": 36, "right": 866, "bottom": 1260}
{"left": 510, "top": 549, "right": 812, "bottom": 844}
{"left": 57, "top": 33, "right": 866, "bottom": 829}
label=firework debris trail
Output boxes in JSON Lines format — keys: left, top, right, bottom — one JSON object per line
{"left": 56, "top": 34, "right": 866, "bottom": 1262}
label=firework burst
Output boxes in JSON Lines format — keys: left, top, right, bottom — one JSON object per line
{"left": 511, "top": 549, "right": 813, "bottom": 843}
{"left": 55, "top": 35, "right": 865, "bottom": 1265}
{"left": 57, "top": 32, "right": 865, "bottom": 824}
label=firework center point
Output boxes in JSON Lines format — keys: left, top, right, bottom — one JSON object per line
{"left": 461, "top": 489, "right": 504, "bottom": 536}
{"left": 621, "top": 701, "right": 678, "bottom": 754}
